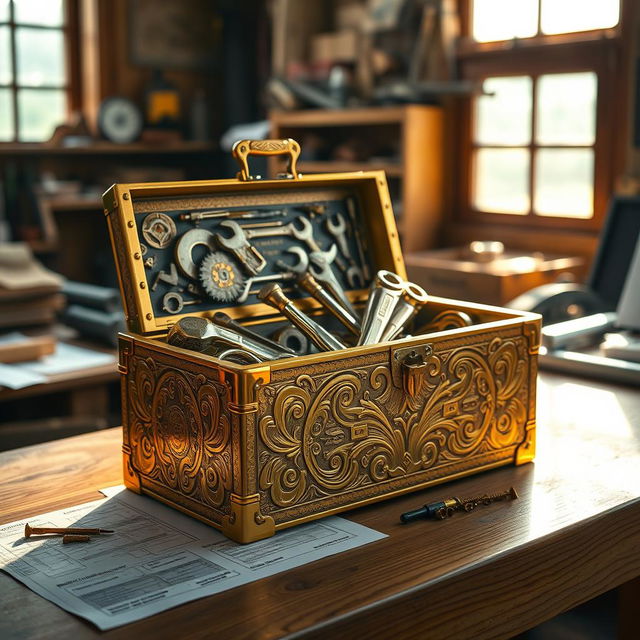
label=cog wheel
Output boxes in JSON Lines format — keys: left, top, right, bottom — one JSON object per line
{"left": 199, "top": 251, "right": 245, "bottom": 302}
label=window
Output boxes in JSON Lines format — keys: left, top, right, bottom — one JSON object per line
{"left": 458, "top": 0, "right": 624, "bottom": 233}
{"left": 0, "top": 0, "right": 69, "bottom": 142}
{"left": 473, "top": 71, "right": 597, "bottom": 219}
{"left": 472, "top": 0, "right": 620, "bottom": 43}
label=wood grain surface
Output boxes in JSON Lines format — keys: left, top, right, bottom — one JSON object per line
{"left": 1, "top": 372, "right": 639, "bottom": 640}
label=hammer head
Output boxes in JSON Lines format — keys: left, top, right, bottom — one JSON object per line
{"left": 167, "top": 317, "right": 214, "bottom": 352}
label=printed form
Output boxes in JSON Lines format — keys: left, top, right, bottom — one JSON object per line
{"left": 0, "top": 487, "right": 386, "bottom": 630}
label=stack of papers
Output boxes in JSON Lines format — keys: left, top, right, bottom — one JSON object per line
{"left": 0, "top": 487, "right": 386, "bottom": 630}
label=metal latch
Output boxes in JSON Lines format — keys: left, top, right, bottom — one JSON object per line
{"left": 391, "top": 344, "right": 433, "bottom": 398}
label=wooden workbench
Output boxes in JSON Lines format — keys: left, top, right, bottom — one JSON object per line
{"left": 1, "top": 372, "right": 639, "bottom": 639}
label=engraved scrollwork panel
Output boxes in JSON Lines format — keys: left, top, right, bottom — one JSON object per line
{"left": 126, "top": 354, "right": 232, "bottom": 510}
{"left": 257, "top": 335, "right": 532, "bottom": 512}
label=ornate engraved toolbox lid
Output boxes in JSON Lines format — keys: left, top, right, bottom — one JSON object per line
{"left": 103, "top": 139, "right": 404, "bottom": 336}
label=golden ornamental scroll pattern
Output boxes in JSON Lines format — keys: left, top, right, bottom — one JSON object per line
{"left": 126, "top": 355, "right": 232, "bottom": 508}
{"left": 257, "top": 336, "right": 528, "bottom": 509}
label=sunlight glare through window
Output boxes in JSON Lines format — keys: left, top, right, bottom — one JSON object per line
{"left": 473, "top": 149, "right": 530, "bottom": 214}
{"left": 472, "top": 0, "right": 538, "bottom": 42}
{"left": 534, "top": 149, "right": 594, "bottom": 218}
{"left": 536, "top": 72, "right": 597, "bottom": 146}
{"left": 541, "top": 0, "right": 619, "bottom": 35}
{"left": 476, "top": 76, "right": 532, "bottom": 145}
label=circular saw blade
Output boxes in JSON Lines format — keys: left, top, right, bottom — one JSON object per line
{"left": 199, "top": 251, "right": 245, "bottom": 302}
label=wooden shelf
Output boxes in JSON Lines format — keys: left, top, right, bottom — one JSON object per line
{"left": 0, "top": 141, "right": 216, "bottom": 157}
{"left": 270, "top": 106, "right": 419, "bottom": 127}
{"left": 297, "top": 161, "right": 403, "bottom": 177}
{"left": 40, "top": 195, "right": 103, "bottom": 211}
{"left": 270, "top": 105, "right": 444, "bottom": 252}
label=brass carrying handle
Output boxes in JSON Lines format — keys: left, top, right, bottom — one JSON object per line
{"left": 232, "top": 139, "right": 301, "bottom": 181}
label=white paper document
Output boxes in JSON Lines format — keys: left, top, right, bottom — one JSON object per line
{"left": 15, "top": 342, "right": 116, "bottom": 376}
{"left": 0, "top": 334, "right": 116, "bottom": 389}
{"left": 0, "top": 362, "right": 46, "bottom": 390}
{"left": 0, "top": 487, "right": 386, "bottom": 630}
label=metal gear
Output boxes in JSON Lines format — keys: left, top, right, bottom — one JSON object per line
{"left": 198, "top": 251, "right": 245, "bottom": 302}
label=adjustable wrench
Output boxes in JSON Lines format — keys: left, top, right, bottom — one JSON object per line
{"left": 215, "top": 220, "right": 282, "bottom": 275}
{"left": 215, "top": 217, "right": 324, "bottom": 276}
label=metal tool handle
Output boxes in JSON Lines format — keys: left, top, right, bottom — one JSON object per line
{"left": 232, "top": 139, "right": 301, "bottom": 181}
{"left": 282, "top": 304, "right": 346, "bottom": 352}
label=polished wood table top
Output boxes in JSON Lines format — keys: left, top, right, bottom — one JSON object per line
{"left": 1, "top": 372, "right": 639, "bottom": 640}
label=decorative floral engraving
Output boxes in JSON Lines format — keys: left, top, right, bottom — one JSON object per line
{"left": 258, "top": 336, "right": 529, "bottom": 508}
{"left": 127, "top": 356, "right": 231, "bottom": 508}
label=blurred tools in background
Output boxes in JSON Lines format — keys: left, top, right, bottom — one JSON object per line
{"left": 268, "top": 0, "right": 474, "bottom": 110}
{"left": 60, "top": 281, "right": 125, "bottom": 348}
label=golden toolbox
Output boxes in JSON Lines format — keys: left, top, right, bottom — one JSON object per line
{"left": 104, "top": 139, "right": 540, "bottom": 543}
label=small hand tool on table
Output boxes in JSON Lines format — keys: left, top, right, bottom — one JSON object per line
{"left": 400, "top": 487, "right": 518, "bottom": 523}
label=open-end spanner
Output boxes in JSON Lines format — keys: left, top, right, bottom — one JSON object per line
{"left": 327, "top": 212, "right": 366, "bottom": 286}
{"left": 308, "top": 248, "right": 358, "bottom": 318}
{"left": 275, "top": 245, "right": 309, "bottom": 275}
{"left": 237, "top": 271, "right": 295, "bottom": 304}
{"left": 275, "top": 243, "right": 339, "bottom": 277}
{"left": 326, "top": 213, "right": 352, "bottom": 261}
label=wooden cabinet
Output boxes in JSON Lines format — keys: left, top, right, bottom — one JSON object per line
{"left": 269, "top": 105, "right": 443, "bottom": 252}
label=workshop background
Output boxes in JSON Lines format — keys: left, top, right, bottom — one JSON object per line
{"left": 1, "top": 0, "right": 635, "bottom": 441}
{"left": 1, "top": 2, "right": 636, "bottom": 423}
{"left": 0, "top": 0, "right": 637, "bottom": 637}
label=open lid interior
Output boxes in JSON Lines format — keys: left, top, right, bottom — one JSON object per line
{"left": 104, "top": 141, "right": 405, "bottom": 336}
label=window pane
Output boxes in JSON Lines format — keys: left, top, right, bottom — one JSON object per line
{"left": 536, "top": 72, "right": 597, "bottom": 145}
{"left": 16, "top": 27, "right": 65, "bottom": 86}
{"left": 0, "top": 26, "right": 11, "bottom": 84}
{"left": 534, "top": 149, "right": 594, "bottom": 218}
{"left": 475, "top": 76, "right": 532, "bottom": 145}
{"left": 18, "top": 88, "right": 65, "bottom": 141}
{"left": 0, "top": 88, "right": 13, "bottom": 140}
{"left": 14, "top": 0, "right": 64, "bottom": 27}
{"left": 541, "top": 0, "right": 619, "bottom": 35}
{"left": 473, "top": 149, "right": 530, "bottom": 214}
{"left": 0, "top": 0, "right": 9, "bottom": 22}
{"left": 473, "top": 0, "right": 538, "bottom": 42}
